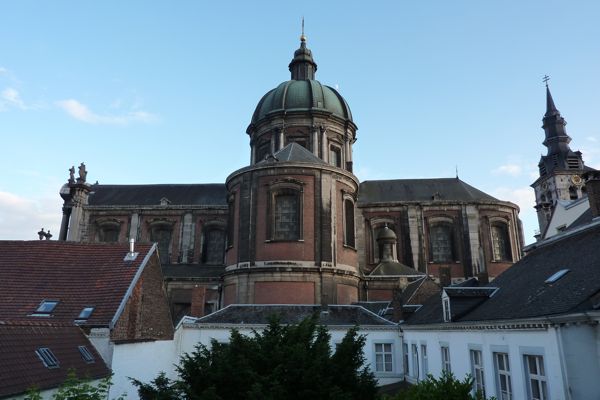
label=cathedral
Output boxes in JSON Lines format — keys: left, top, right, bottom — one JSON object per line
{"left": 58, "top": 35, "right": 523, "bottom": 321}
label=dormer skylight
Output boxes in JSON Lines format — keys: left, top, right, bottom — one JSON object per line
{"left": 36, "top": 347, "right": 59, "bottom": 369}
{"left": 33, "top": 300, "right": 59, "bottom": 316}
{"left": 545, "top": 269, "right": 570, "bottom": 284}
{"left": 78, "top": 345, "right": 95, "bottom": 363}
{"left": 77, "top": 306, "right": 95, "bottom": 320}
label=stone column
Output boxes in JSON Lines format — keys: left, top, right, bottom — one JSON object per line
{"left": 321, "top": 128, "right": 328, "bottom": 164}
{"left": 179, "top": 213, "right": 194, "bottom": 263}
{"left": 129, "top": 213, "right": 140, "bottom": 241}
{"left": 251, "top": 144, "right": 256, "bottom": 165}
{"left": 279, "top": 128, "right": 285, "bottom": 150}
{"left": 312, "top": 127, "right": 319, "bottom": 156}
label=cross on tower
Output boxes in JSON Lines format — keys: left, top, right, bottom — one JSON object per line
{"left": 543, "top": 75, "right": 550, "bottom": 86}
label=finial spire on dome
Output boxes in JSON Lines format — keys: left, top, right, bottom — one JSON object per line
{"left": 289, "top": 20, "right": 317, "bottom": 80}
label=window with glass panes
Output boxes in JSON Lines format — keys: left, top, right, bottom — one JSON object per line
{"left": 411, "top": 344, "right": 420, "bottom": 379}
{"left": 420, "top": 344, "right": 428, "bottom": 377}
{"left": 273, "top": 192, "right": 300, "bottom": 240}
{"left": 470, "top": 349, "right": 485, "bottom": 397}
{"left": 441, "top": 345, "right": 451, "bottom": 373}
{"left": 429, "top": 223, "right": 454, "bottom": 262}
{"left": 403, "top": 342, "right": 409, "bottom": 375}
{"left": 374, "top": 343, "right": 393, "bottom": 372}
{"left": 491, "top": 223, "right": 512, "bottom": 261}
{"left": 524, "top": 355, "right": 548, "bottom": 400}
{"left": 494, "top": 352, "right": 512, "bottom": 400}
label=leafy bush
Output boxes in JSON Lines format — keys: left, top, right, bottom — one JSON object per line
{"left": 382, "top": 371, "right": 494, "bottom": 400}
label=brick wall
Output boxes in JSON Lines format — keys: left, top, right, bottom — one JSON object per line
{"left": 254, "top": 281, "right": 315, "bottom": 304}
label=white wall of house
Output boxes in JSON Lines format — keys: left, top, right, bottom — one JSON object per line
{"left": 544, "top": 197, "right": 589, "bottom": 239}
{"left": 402, "top": 327, "right": 567, "bottom": 399}
{"left": 176, "top": 323, "right": 404, "bottom": 387}
{"left": 559, "top": 323, "right": 600, "bottom": 399}
{"left": 109, "top": 340, "right": 177, "bottom": 400}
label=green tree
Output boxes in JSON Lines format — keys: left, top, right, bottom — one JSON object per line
{"left": 383, "top": 371, "right": 494, "bottom": 400}
{"left": 25, "top": 370, "right": 125, "bottom": 400}
{"left": 132, "top": 315, "right": 378, "bottom": 400}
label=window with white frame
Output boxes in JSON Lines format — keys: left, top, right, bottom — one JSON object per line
{"left": 411, "top": 344, "right": 420, "bottom": 380}
{"left": 441, "top": 345, "right": 451, "bottom": 373}
{"left": 374, "top": 343, "right": 393, "bottom": 373}
{"left": 470, "top": 349, "right": 485, "bottom": 397}
{"left": 524, "top": 355, "right": 548, "bottom": 400}
{"left": 494, "top": 352, "right": 512, "bottom": 400}
{"left": 403, "top": 342, "right": 409, "bottom": 376}
{"left": 442, "top": 296, "right": 451, "bottom": 322}
{"left": 420, "top": 344, "right": 428, "bottom": 377}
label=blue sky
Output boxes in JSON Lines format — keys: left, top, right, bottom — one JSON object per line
{"left": 1, "top": 1, "right": 599, "bottom": 243}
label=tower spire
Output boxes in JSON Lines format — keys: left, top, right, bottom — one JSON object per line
{"left": 544, "top": 76, "right": 559, "bottom": 117}
{"left": 289, "top": 18, "right": 317, "bottom": 80}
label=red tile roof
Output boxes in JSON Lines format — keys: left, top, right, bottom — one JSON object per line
{"left": 0, "top": 320, "right": 111, "bottom": 397}
{"left": 0, "top": 241, "right": 156, "bottom": 327}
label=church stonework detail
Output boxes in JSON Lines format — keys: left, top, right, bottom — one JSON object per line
{"left": 58, "top": 36, "right": 523, "bottom": 321}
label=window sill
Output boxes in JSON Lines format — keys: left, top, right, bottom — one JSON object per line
{"left": 428, "top": 261, "right": 461, "bottom": 264}
{"left": 343, "top": 244, "right": 357, "bottom": 251}
{"left": 265, "top": 239, "right": 305, "bottom": 243}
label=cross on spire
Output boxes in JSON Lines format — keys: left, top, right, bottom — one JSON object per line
{"left": 543, "top": 75, "right": 550, "bottom": 87}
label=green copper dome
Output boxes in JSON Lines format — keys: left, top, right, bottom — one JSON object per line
{"left": 251, "top": 79, "right": 353, "bottom": 124}
{"left": 250, "top": 36, "right": 353, "bottom": 125}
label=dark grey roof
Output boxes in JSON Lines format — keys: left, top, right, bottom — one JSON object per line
{"left": 568, "top": 208, "right": 593, "bottom": 231}
{"left": 406, "top": 222, "right": 600, "bottom": 325}
{"left": 257, "top": 143, "right": 326, "bottom": 165}
{"left": 162, "top": 264, "right": 225, "bottom": 279}
{"left": 358, "top": 178, "right": 499, "bottom": 204}
{"left": 193, "top": 305, "right": 395, "bottom": 326}
{"left": 370, "top": 261, "right": 424, "bottom": 276}
{"left": 88, "top": 184, "right": 227, "bottom": 206}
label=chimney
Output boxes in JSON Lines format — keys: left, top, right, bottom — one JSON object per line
{"left": 585, "top": 171, "right": 600, "bottom": 218}
{"left": 439, "top": 266, "right": 451, "bottom": 287}
{"left": 124, "top": 238, "right": 139, "bottom": 262}
{"left": 391, "top": 287, "right": 404, "bottom": 322}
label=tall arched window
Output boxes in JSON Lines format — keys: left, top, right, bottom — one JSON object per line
{"left": 491, "top": 222, "right": 512, "bottom": 262}
{"left": 202, "top": 226, "right": 226, "bottom": 265}
{"left": 343, "top": 198, "right": 355, "bottom": 247}
{"left": 95, "top": 219, "right": 121, "bottom": 243}
{"left": 429, "top": 222, "right": 455, "bottom": 263}
{"left": 150, "top": 223, "right": 173, "bottom": 265}
{"left": 273, "top": 192, "right": 300, "bottom": 240}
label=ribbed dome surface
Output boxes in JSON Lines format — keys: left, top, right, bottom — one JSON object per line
{"left": 251, "top": 79, "right": 353, "bottom": 124}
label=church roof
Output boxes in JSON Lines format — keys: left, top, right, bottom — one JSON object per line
{"left": 369, "top": 261, "right": 424, "bottom": 276}
{"left": 0, "top": 241, "right": 156, "bottom": 327}
{"left": 405, "top": 220, "right": 600, "bottom": 325}
{"left": 191, "top": 304, "right": 395, "bottom": 326}
{"left": 258, "top": 142, "right": 326, "bottom": 165}
{"left": 358, "top": 178, "right": 499, "bottom": 204}
{"left": 88, "top": 183, "right": 227, "bottom": 206}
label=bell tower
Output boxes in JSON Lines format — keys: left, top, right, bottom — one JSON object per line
{"left": 531, "top": 80, "right": 587, "bottom": 236}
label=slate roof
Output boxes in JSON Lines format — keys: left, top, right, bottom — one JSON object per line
{"left": 406, "top": 221, "right": 600, "bottom": 325}
{"left": 358, "top": 178, "right": 499, "bottom": 204}
{"left": 192, "top": 304, "right": 396, "bottom": 326}
{"left": 0, "top": 321, "right": 110, "bottom": 398}
{"left": 257, "top": 142, "right": 327, "bottom": 165}
{"left": 0, "top": 241, "right": 155, "bottom": 327}
{"left": 88, "top": 183, "right": 227, "bottom": 206}
{"left": 369, "top": 261, "right": 424, "bottom": 276}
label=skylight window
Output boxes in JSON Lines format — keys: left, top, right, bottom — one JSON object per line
{"left": 545, "top": 269, "right": 570, "bottom": 284}
{"left": 78, "top": 307, "right": 95, "bottom": 320}
{"left": 34, "top": 300, "right": 59, "bottom": 315}
{"left": 78, "top": 345, "right": 95, "bottom": 363}
{"left": 36, "top": 347, "right": 59, "bottom": 369}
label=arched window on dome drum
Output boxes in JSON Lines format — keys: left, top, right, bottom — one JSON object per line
{"left": 344, "top": 199, "right": 355, "bottom": 247}
{"left": 151, "top": 225, "right": 172, "bottom": 265}
{"left": 270, "top": 188, "right": 302, "bottom": 241}
{"left": 95, "top": 219, "right": 121, "bottom": 243}
{"left": 429, "top": 222, "right": 455, "bottom": 263}
{"left": 329, "top": 145, "right": 342, "bottom": 168}
{"left": 256, "top": 141, "right": 271, "bottom": 162}
{"left": 202, "top": 227, "right": 226, "bottom": 265}
{"left": 491, "top": 222, "right": 512, "bottom": 262}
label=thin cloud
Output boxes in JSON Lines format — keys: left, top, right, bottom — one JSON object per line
{"left": 492, "top": 163, "right": 522, "bottom": 176}
{"left": 56, "top": 98, "right": 158, "bottom": 125}
{"left": 0, "top": 190, "right": 61, "bottom": 240}
{"left": 2, "top": 87, "right": 26, "bottom": 109}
